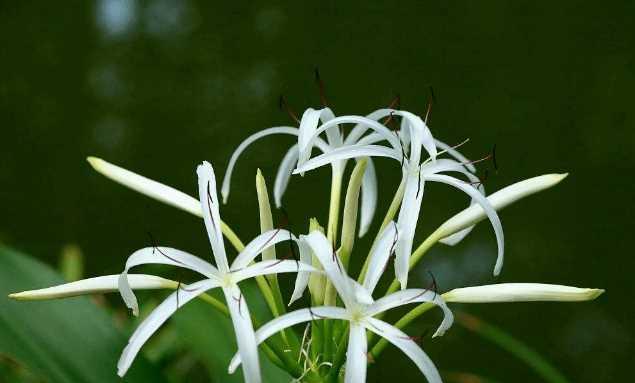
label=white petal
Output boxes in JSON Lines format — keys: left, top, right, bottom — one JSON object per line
{"left": 294, "top": 144, "right": 401, "bottom": 175}
{"left": 434, "top": 138, "right": 476, "bottom": 172}
{"left": 119, "top": 247, "right": 218, "bottom": 316}
{"left": 117, "top": 279, "right": 219, "bottom": 376}
{"left": 364, "top": 318, "right": 442, "bottom": 383}
{"left": 444, "top": 283, "right": 605, "bottom": 303}
{"left": 344, "top": 108, "right": 392, "bottom": 145}
{"left": 394, "top": 172, "right": 424, "bottom": 289}
{"left": 232, "top": 260, "right": 318, "bottom": 284}
{"left": 436, "top": 174, "right": 568, "bottom": 245}
{"left": 393, "top": 111, "right": 436, "bottom": 163}
{"left": 87, "top": 157, "right": 202, "bottom": 217}
{"left": 197, "top": 161, "right": 230, "bottom": 272}
{"left": 301, "top": 232, "right": 357, "bottom": 307}
{"left": 273, "top": 144, "right": 299, "bottom": 208}
{"left": 359, "top": 158, "right": 378, "bottom": 237}
{"left": 231, "top": 229, "right": 296, "bottom": 270}
{"left": 344, "top": 323, "right": 367, "bottom": 383}
{"left": 228, "top": 306, "right": 348, "bottom": 373}
{"left": 289, "top": 237, "right": 313, "bottom": 305}
{"left": 425, "top": 173, "right": 504, "bottom": 276}
{"left": 302, "top": 115, "right": 402, "bottom": 161}
{"left": 366, "top": 289, "right": 453, "bottom": 337}
{"left": 9, "top": 274, "right": 176, "bottom": 300}
{"left": 222, "top": 285, "right": 262, "bottom": 383}
{"left": 363, "top": 222, "right": 398, "bottom": 294}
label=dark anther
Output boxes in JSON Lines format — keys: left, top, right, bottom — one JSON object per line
{"left": 491, "top": 144, "right": 498, "bottom": 173}
{"left": 206, "top": 181, "right": 217, "bottom": 231}
{"left": 176, "top": 281, "right": 181, "bottom": 309}
{"left": 416, "top": 166, "right": 423, "bottom": 199}
{"left": 332, "top": 246, "right": 343, "bottom": 273}
{"left": 427, "top": 270, "right": 438, "bottom": 299}
{"left": 308, "top": 307, "right": 326, "bottom": 321}
{"left": 233, "top": 291, "right": 244, "bottom": 317}
{"left": 279, "top": 95, "right": 300, "bottom": 124}
{"left": 424, "top": 87, "right": 436, "bottom": 124}
{"left": 314, "top": 68, "right": 328, "bottom": 107}
{"left": 147, "top": 232, "right": 185, "bottom": 266}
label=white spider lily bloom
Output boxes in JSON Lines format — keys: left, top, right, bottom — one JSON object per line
{"left": 116, "top": 162, "right": 317, "bottom": 382}
{"left": 220, "top": 107, "right": 384, "bottom": 237}
{"left": 230, "top": 225, "right": 454, "bottom": 383}
{"left": 8, "top": 274, "right": 176, "bottom": 300}
{"left": 294, "top": 110, "right": 502, "bottom": 288}
{"left": 443, "top": 283, "right": 604, "bottom": 303}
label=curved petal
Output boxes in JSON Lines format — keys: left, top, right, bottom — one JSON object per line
{"left": 301, "top": 232, "right": 357, "bottom": 307}
{"left": 364, "top": 318, "right": 442, "bottom": 383}
{"left": 9, "top": 274, "right": 177, "bottom": 301}
{"left": 394, "top": 172, "right": 424, "bottom": 290}
{"left": 289, "top": 237, "right": 313, "bottom": 305}
{"left": 363, "top": 222, "right": 398, "bottom": 294}
{"left": 344, "top": 108, "right": 393, "bottom": 145}
{"left": 294, "top": 144, "right": 401, "bottom": 175}
{"left": 231, "top": 229, "right": 296, "bottom": 270}
{"left": 228, "top": 306, "right": 349, "bottom": 373}
{"left": 366, "top": 289, "right": 453, "bottom": 337}
{"left": 298, "top": 108, "right": 341, "bottom": 168}
{"left": 434, "top": 138, "right": 476, "bottom": 172}
{"left": 273, "top": 144, "right": 299, "bottom": 208}
{"left": 424, "top": 173, "right": 504, "bottom": 276}
{"left": 393, "top": 111, "right": 436, "bottom": 164}
{"left": 197, "top": 161, "right": 230, "bottom": 272}
{"left": 444, "top": 283, "right": 605, "bottom": 303}
{"left": 232, "top": 260, "right": 318, "bottom": 284}
{"left": 344, "top": 323, "right": 367, "bottom": 383}
{"left": 119, "top": 247, "right": 219, "bottom": 316}
{"left": 222, "top": 285, "right": 261, "bottom": 383}
{"left": 359, "top": 157, "right": 378, "bottom": 237}
{"left": 117, "top": 279, "right": 219, "bottom": 376}
{"left": 87, "top": 157, "right": 201, "bottom": 217}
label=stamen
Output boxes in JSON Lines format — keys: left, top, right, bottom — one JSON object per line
{"left": 491, "top": 144, "right": 498, "bottom": 173}
{"left": 427, "top": 270, "right": 438, "bottom": 299}
{"left": 232, "top": 291, "right": 244, "bottom": 317}
{"left": 147, "top": 232, "right": 186, "bottom": 266}
{"left": 206, "top": 181, "right": 217, "bottom": 231}
{"left": 308, "top": 307, "right": 326, "bottom": 321}
{"left": 314, "top": 68, "right": 328, "bottom": 107}
{"left": 424, "top": 86, "right": 435, "bottom": 124}
{"left": 279, "top": 95, "right": 300, "bottom": 124}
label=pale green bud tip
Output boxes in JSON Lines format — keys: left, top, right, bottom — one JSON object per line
{"left": 86, "top": 156, "right": 104, "bottom": 170}
{"left": 443, "top": 283, "right": 605, "bottom": 303}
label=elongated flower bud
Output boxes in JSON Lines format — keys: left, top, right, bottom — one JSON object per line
{"left": 443, "top": 283, "right": 604, "bottom": 303}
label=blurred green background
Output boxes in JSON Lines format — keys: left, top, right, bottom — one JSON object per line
{"left": 1, "top": 1, "right": 633, "bottom": 382}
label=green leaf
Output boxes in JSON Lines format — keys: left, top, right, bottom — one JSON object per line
{"left": 0, "top": 246, "right": 166, "bottom": 383}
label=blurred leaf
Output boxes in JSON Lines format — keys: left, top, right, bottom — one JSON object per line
{"left": 171, "top": 281, "right": 292, "bottom": 382}
{"left": 457, "top": 311, "right": 569, "bottom": 383}
{"left": 0, "top": 246, "right": 167, "bottom": 383}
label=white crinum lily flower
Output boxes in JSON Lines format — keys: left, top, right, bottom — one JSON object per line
{"left": 221, "top": 107, "right": 381, "bottom": 237}
{"left": 230, "top": 225, "right": 454, "bottom": 383}
{"left": 293, "top": 109, "right": 502, "bottom": 289}
{"left": 116, "top": 162, "right": 316, "bottom": 382}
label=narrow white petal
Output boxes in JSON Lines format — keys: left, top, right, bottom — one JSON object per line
{"left": 444, "top": 283, "right": 605, "bottom": 303}
{"left": 119, "top": 247, "right": 218, "bottom": 316}
{"left": 425, "top": 173, "right": 504, "bottom": 276}
{"left": 393, "top": 111, "right": 436, "bottom": 163}
{"left": 228, "top": 306, "right": 348, "bottom": 373}
{"left": 273, "top": 144, "right": 299, "bottom": 208}
{"left": 222, "top": 285, "right": 261, "bottom": 383}
{"left": 86, "top": 157, "right": 201, "bottom": 217}
{"left": 363, "top": 222, "right": 398, "bottom": 294}
{"left": 297, "top": 108, "right": 341, "bottom": 167}
{"left": 434, "top": 138, "right": 476, "bottom": 172}
{"left": 364, "top": 318, "right": 442, "bottom": 383}
{"left": 366, "top": 289, "right": 453, "bottom": 337}
{"left": 197, "top": 161, "right": 230, "bottom": 272}
{"left": 232, "top": 260, "right": 318, "bottom": 283}
{"left": 437, "top": 174, "right": 568, "bottom": 245}
{"left": 343, "top": 108, "right": 392, "bottom": 145}
{"left": 289, "top": 238, "right": 313, "bottom": 305}
{"left": 344, "top": 323, "right": 367, "bottom": 383}
{"left": 359, "top": 158, "right": 378, "bottom": 237}
{"left": 9, "top": 274, "right": 176, "bottom": 301}
{"left": 231, "top": 229, "right": 296, "bottom": 270}
{"left": 395, "top": 173, "right": 424, "bottom": 289}
{"left": 117, "top": 279, "right": 219, "bottom": 376}
{"left": 301, "top": 232, "right": 357, "bottom": 307}
{"left": 294, "top": 144, "right": 401, "bottom": 175}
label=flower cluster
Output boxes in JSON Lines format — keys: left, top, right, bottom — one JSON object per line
{"left": 11, "top": 105, "right": 603, "bottom": 382}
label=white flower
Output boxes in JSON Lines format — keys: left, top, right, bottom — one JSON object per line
{"left": 115, "top": 161, "right": 316, "bottom": 382}
{"left": 443, "top": 283, "right": 604, "bottom": 303}
{"left": 229, "top": 224, "right": 453, "bottom": 383}
{"left": 220, "top": 107, "right": 380, "bottom": 237}
{"left": 292, "top": 109, "right": 502, "bottom": 288}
